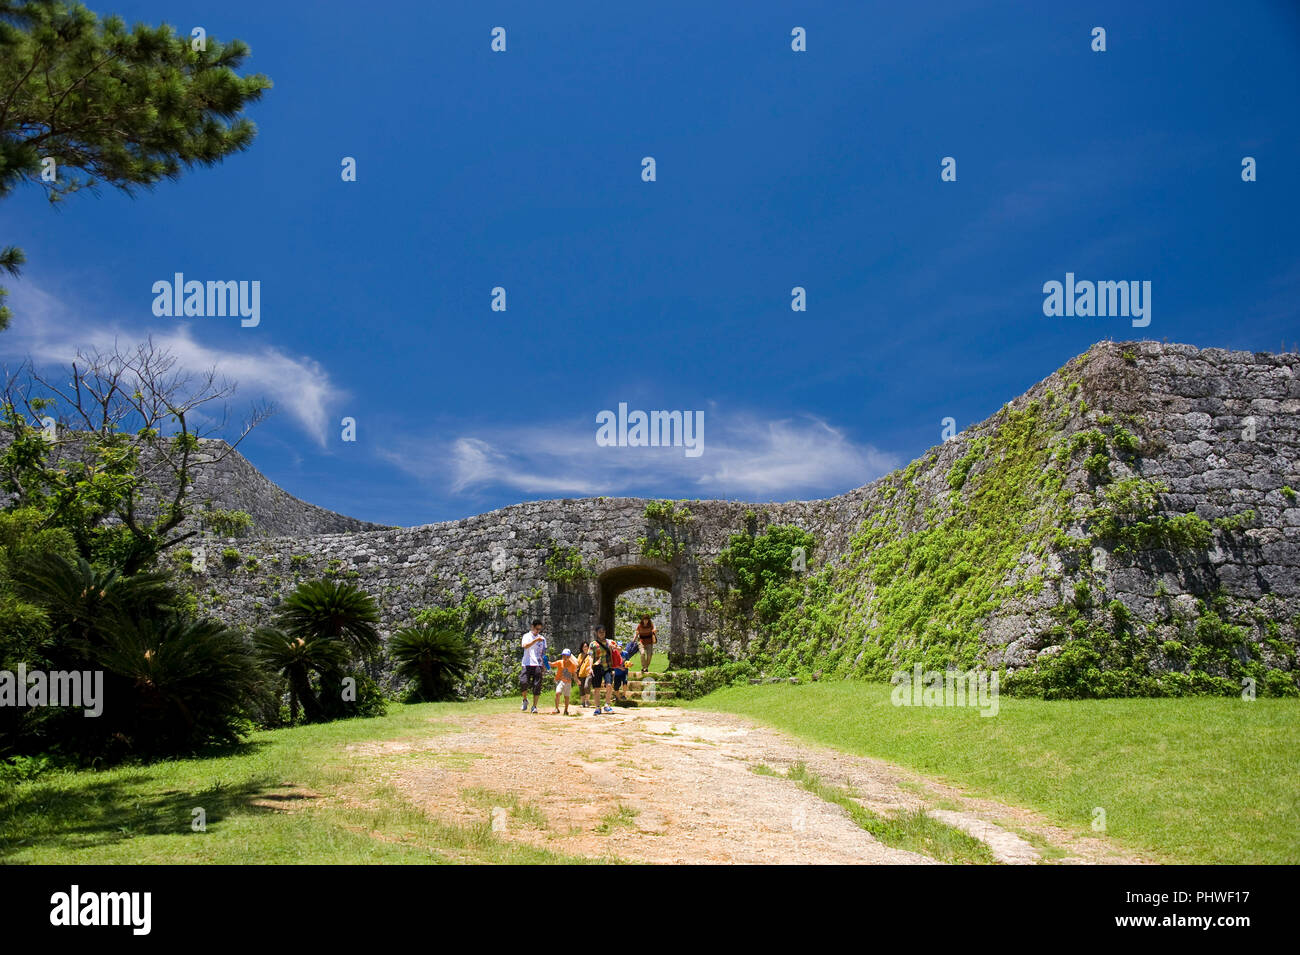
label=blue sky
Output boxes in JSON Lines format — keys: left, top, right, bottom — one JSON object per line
{"left": 5, "top": 0, "right": 1299, "bottom": 526}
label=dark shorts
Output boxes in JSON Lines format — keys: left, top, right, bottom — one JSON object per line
{"left": 593, "top": 665, "right": 606, "bottom": 687}
{"left": 613, "top": 668, "right": 628, "bottom": 690}
{"left": 520, "top": 665, "right": 543, "bottom": 695}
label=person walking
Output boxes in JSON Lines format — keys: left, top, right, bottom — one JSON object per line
{"left": 634, "top": 615, "right": 657, "bottom": 674}
{"left": 550, "top": 649, "right": 578, "bottom": 715}
{"left": 591, "top": 625, "right": 615, "bottom": 714}
{"left": 520, "top": 619, "right": 547, "bottom": 714}
{"left": 608, "top": 639, "right": 628, "bottom": 703}
{"left": 575, "top": 642, "right": 593, "bottom": 708}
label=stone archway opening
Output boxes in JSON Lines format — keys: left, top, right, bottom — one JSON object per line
{"left": 598, "top": 565, "right": 673, "bottom": 668}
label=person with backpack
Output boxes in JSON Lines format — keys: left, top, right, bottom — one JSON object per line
{"left": 590, "top": 626, "right": 614, "bottom": 714}
{"left": 608, "top": 639, "right": 628, "bottom": 703}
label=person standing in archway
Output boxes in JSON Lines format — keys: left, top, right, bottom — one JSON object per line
{"left": 635, "top": 615, "right": 658, "bottom": 675}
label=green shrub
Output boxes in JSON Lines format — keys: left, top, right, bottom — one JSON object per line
{"left": 204, "top": 508, "right": 254, "bottom": 538}
{"left": 1072, "top": 581, "right": 1093, "bottom": 611}
{"left": 674, "top": 661, "right": 756, "bottom": 700}
{"left": 1009, "top": 598, "right": 1297, "bottom": 700}
{"left": 714, "top": 525, "right": 816, "bottom": 615}
{"left": 342, "top": 672, "right": 390, "bottom": 718}
{"left": 643, "top": 500, "right": 693, "bottom": 524}
{"left": 275, "top": 578, "right": 382, "bottom": 721}
{"left": 1214, "top": 510, "right": 1257, "bottom": 533}
{"left": 0, "top": 754, "right": 57, "bottom": 784}
{"left": 1112, "top": 427, "right": 1140, "bottom": 455}
{"left": 1109, "top": 599, "right": 1130, "bottom": 627}
{"left": 1263, "top": 669, "right": 1300, "bottom": 698}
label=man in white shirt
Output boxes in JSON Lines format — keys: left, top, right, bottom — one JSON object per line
{"left": 520, "top": 619, "right": 547, "bottom": 714}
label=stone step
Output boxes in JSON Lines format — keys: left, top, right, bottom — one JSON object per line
{"left": 613, "top": 698, "right": 674, "bottom": 708}
{"left": 627, "top": 671, "right": 675, "bottom": 682}
{"left": 626, "top": 680, "right": 674, "bottom": 691}
{"left": 625, "top": 689, "right": 677, "bottom": 701}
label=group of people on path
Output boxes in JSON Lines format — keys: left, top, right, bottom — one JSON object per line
{"left": 519, "top": 615, "right": 658, "bottom": 715}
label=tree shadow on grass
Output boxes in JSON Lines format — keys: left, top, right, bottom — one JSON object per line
{"left": 0, "top": 750, "right": 316, "bottom": 861}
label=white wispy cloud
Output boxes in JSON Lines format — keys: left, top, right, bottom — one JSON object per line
{"left": 380, "top": 408, "right": 900, "bottom": 501}
{"left": 2, "top": 279, "right": 343, "bottom": 445}
{"left": 1, "top": 282, "right": 902, "bottom": 500}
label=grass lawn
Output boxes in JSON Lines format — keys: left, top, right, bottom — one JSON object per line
{"left": 0, "top": 698, "right": 605, "bottom": 865}
{"left": 8, "top": 682, "right": 1294, "bottom": 865}
{"left": 685, "top": 681, "right": 1300, "bottom": 864}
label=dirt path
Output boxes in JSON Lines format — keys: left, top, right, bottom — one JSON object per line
{"left": 350, "top": 706, "right": 1149, "bottom": 865}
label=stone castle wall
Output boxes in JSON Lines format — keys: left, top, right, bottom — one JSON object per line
{"left": 181, "top": 341, "right": 1298, "bottom": 695}
{"left": 183, "top": 440, "right": 390, "bottom": 537}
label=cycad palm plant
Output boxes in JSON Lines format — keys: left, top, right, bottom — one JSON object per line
{"left": 275, "top": 579, "right": 381, "bottom": 719}
{"left": 13, "top": 550, "right": 172, "bottom": 653}
{"left": 252, "top": 626, "right": 348, "bottom": 723}
{"left": 276, "top": 579, "right": 381, "bottom": 653}
{"left": 389, "top": 625, "right": 471, "bottom": 702}
{"left": 92, "top": 615, "right": 263, "bottom": 756}
{"left": 14, "top": 547, "right": 263, "bottom": 757}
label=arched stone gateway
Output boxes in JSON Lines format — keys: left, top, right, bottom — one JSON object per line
{"left": 535, "top": 548, "right": 717, "bottom": 670}
{"left": 596, "top": 563, "right": 673, "bottom": 657}
{"left": 191, "top": 343, "right": 1300, "bottom": 698}
{"left": 202, "top": 493, "right": 758, "bottom": 685}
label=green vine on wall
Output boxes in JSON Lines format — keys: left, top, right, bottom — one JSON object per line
{"left": 638, "top": 499, "right": 694, "bottom": 563}
{"left": 544, "top": 542, "right": 595, "bottom": 584}
{"left": 691, "top": 368, "right": 1297, "bottom": 697}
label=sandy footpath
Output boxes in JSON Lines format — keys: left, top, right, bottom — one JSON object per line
{"left": 348, "top": 706, "right": 1147, "bottom": 865}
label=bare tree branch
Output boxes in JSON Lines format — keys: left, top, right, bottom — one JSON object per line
{"left": 0, "top": 336, "right": 276, "bottom": 572}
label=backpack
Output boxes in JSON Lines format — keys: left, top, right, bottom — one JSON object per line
{"left": 609, "top": 644, "right": 623, "bottom": 668}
